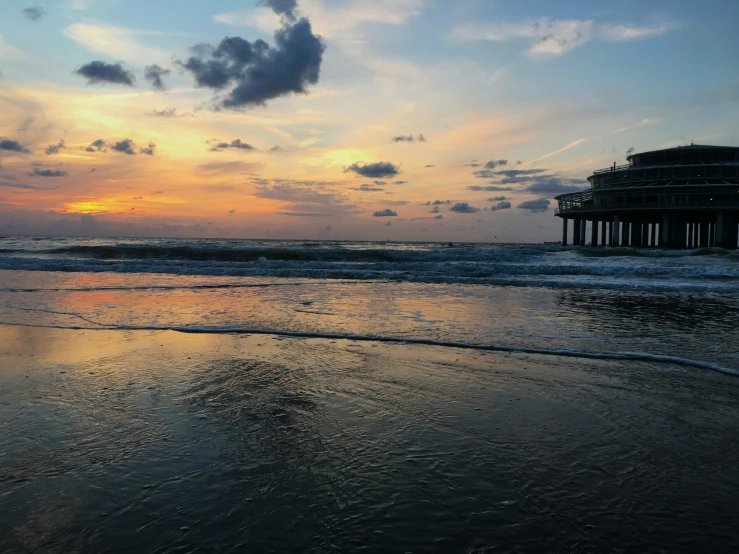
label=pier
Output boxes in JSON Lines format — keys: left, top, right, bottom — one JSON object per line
{"left": 555, "top": 145, "right": 739, "bottom": 248}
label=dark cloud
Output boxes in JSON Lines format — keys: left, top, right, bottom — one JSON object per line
{"left": 22, "top": 6, "right": 45, "bottom": 21}
{"left": 489, "top": 195, "right": 507, "bottom": 201}
{"left": 178, "top": 16, "right": 325, "bottom": 109}
{"left": 433, "top": 215, "right": 443, "bottom": 220}
{"left": 384, "top": 221, "right": 392, "bottom": 226}
{"left": 383, "top": 200, "right": 409, "bottom": 206}
{"left": 373, "top": 209, "right": 398, "bottom": 217}
{"left": 468, "top": 185, "right": 514, "bottom": 192}
{"left": 393, "top": 180, "right": 408, "bottom": 185}
{"left": 255, "top": 181, "right": 340, "bottom": 204}
{"left": 29, "top": 168, "right": 67, "bottom": 177}
{"left": 144, "top": 65, "right": 171, "bottom": 91}
{"left": 229, "top": 209, "right": 236, "bottom": 214}
{"left": 45, "top": 140, "right": 65, "bottom": 155}
{"left": 75, "top": 61, "right": 135, "bottom": 86}
{"left": 208, "top": 138, "right": 255, "bottom": 152}
{"left": 423, "top": 199, "right": 451, "bottom": 206}
{"left": 276, "top": 211, "right": 329, "bottom": 217}
{"left": 85, "top": 139, "right": 108, "bottom": 152}
{"left": 260, "top": 0, "right": 298, "bottom": 21}
{"left": 517, "top": 198, "right": 551, "bottom": 212}
{"left": 484, "top": 159, "right": 508, "bottom": 169}
{"left": 0, "top": 181, "right": 39, "bottom": 190}
{"left": 490, "top": 201, "right": 511, "bottom": 211}
{"left": 450, "top": 202, "right": 480, "bottom": 213}
{"left": 0, "top": 139, "right": 29, "bottom": 153}
{"left": 345, "top": 161, "right": 400, "bottom": 178}
{"left": 150, "top": 107, "right": 194, "bottom": 118}
{"left": 463, "top": 162, "right": 482, "bottom": 168}
{"left": 525, "top": 180, "right": 583, "bottom": 194}
{"left": 494, "top": 169, "right": 547, "bottom": 179}
{"left": 269, "top": 145, "right": 283, "bottom": 152}
{"left": 198, "top": 161, "right": 263, "bottom": 173}
{"left": 425, "top": 165, "right": 435, "bottom": 168}
{"left": 352, "top": 184, "right": 384, "bottom": 192}
{"left": 390, "top": 134, "right": 426, "bottom": 143}
{"left": 140, "top": 142, "right": 156, "bottom": 155}
{"left": 430, "top": 206, "right": 439, "bottom": 213}
{"left": 111, "top": 139, "right": 136, "bottom": 155}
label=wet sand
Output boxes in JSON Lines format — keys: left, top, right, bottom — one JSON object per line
{"left": 2, "top": 324, "right": 739, "bottom": 553}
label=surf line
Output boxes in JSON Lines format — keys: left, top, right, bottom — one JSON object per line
{"left": 1, "top": 318, "right": 735, "bottom": 377}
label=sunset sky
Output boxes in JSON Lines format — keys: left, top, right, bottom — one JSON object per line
{"left": 0, "top": 0, "right": 737, "bottom": 241}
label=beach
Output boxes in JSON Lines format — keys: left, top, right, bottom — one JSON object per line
{"left": 2, "top": 238, "right": 739, "bottom": 552}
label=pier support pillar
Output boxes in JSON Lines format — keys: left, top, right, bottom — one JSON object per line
{"left": 622, "top": 221, "right": 630, "bottom": 247}
{"left": 592, "top": 221, "right": 600, "bottom": 246}
{"left": 611, "top": 215, "right": 621, "bottom": 247}
{"left": 562, "top": 218, "right": 568, "bottom": 246}
{"left": 651, "top": 223, "right": 657, "bottom": 247}
{"left": 661, "top": 214, "right": 672, "bottom": 248}
{"left": 716, "top": 213, "right": 739, "bottom": 250}
{"left": 709, "top": 222, "right": 715, "bottom": 247}
{"left": 573, "top": 218, "right": 581, "bottom": 246}
{"left": 580, "top": 219, "right": 587, "bottom": 246}
{"left": 630, "top": 221, "right": 639, "bottom": 247}
{"left": 601, "top": 220, "right": 608, "bottom": 246}
{"left": 641, "top": 221, "right": 649, "bottom": 248}
{"left": 699, "top": 223, "right": 709, "bottom": 248}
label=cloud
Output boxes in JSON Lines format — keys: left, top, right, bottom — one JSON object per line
{"left": 45, "top": 140, "right": 65, "bottom": 155}
{"left": 524, "top": 180, "right": 583, "bottom": 194}
{"left": 433, "top": 215, "right": 443, "bottom": 220}
{"left": 430, "top": 206, "right": 439, "bottom": 213}
{"left": 345, "top": 161, "right": 400, "bottom": 178}
{"left": 259, "top": 0, "right": 298, "bottom": 22}
{"left": 489, "top": 196, "right": 507, "bottom": 201}
{"left": 111, "top": 139, "right": 136, "bottom": 155}
{"left": 144, "top": 65, "right": 171, "bottom": 90}
{"left": 322, "top": 224, "right": 333, "bottom": 232}
{"left": 383, "top": 200, "right": 409, "bottom": 206}
{"left": 425, "top": 165, "right": 434, "bottom": 168}
{"left": 373, "top": 208, "right": 398, "bottom": 217}
{"left": 178, "top": 14, "right": 325, "bottom": 109}
{"left": 150, "top": 107, "right": 193, "bottom": 118}
{"left": 140, "top": 142, "right": 156, "bottom": 155}
{"left": 0, "top": 181, "right": 39, "bottom": 190}
{"left": 0, "top": 139, "right": 29, "bottom": 153}
{"left": 527, "top": 138, "right": 588, "bottom": 163}
{"left": 74, "top": 61, "right": 135, "bottom": 86}
{"left": 453, "top": 19, "right": 672, "bottom": 58}
{"left": 198, "top": 161, "right": 263, "bottom": 173}
{"left": 468, "top": 185, "right": 514, "bottom": 192}
{"left": 229, "top": 209, "right": 237, "bottom": 214}
{"left": 352, "top": 184, "right": 384, "bottom": 192}
{"left": 29, "top": 168, "right": 67, "bottom": 177}
{"left": 484, "top": 159, "right": 508, "bottom": 169}
{"left": 450, "top": 202, "right": 479, "bottom": 213}
{"left": 517, "top": 198, "right": 551, "bottom": 212}
{"left": 208, "top": 139, "right": 256, "bottom": 152}
{"left": 490, "top": 201, "right": 511, "bottom": 211}
{"left": 85, "top": 139, "right": 108, "bottom": 152}
{"left": 22, "top": 7, "right": 45, "bottom": 21}
{"left": 391, "top": 134, "right": 426, "bottom": 143}
{"left": 63, "top": 23, "right": 170, "bottom": 66}
{"left": 255, "top": 180, "right": 341, "bottom": 204}
{"left": 393, "top": 180, "right": 408, "bottom": 185}
{"left": 276, "top": 211, "right": 329, "bottom": 217}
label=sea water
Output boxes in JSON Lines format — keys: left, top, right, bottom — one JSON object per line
{"left": 1, "top": 236, "right": 739, "bottom": 552}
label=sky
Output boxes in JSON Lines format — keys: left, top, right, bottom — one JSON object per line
{"left": 0, "top": 0, "right": 738, "bottom": 242}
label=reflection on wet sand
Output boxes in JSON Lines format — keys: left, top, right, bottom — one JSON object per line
{"left": 2, "top": 325, "right": 739, "bottom": 552}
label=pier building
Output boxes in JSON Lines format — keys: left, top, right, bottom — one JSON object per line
{"left": 555, "top": 145, "right": 739, "bottom": 248}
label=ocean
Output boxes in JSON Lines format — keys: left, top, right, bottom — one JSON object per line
{"left": 1, "top": 236, "right": 739, "bottom": 552}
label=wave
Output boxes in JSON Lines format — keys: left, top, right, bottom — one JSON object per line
{"left": 2, "top": 319, "right": 737, "bottom": 377}
{"left": 0, "top": 255, "right": 738, "bottom": 292}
